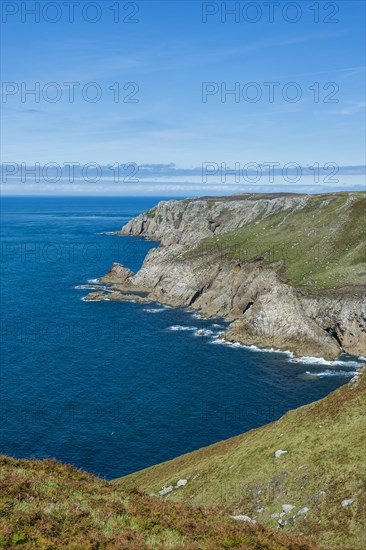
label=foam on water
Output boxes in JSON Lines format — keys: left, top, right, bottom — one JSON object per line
{"left": 209, "top": 334, "right": 364, "bottom": 368}
{"left": 209, "top": 335, "right": 294, "bottom": 356}
{"left": 192, "top": 312, "right": 208, "bottom": 320}
{"left": 75, "top": 285, "right": 102, "bottom": 290}
{"left": 305, "top": 369, "right": 358, "bottom": 378}
{"left": 144, "top": 305, "right": 172, "bottom": 313}
{"left": 168, "top": 325, "right": 198, "bottom": 331}
{"left": 289, "top": 356, "right": 363, "bottom": 368}
{"left": 209, "top": 338, "right": 250, "bottom": 349}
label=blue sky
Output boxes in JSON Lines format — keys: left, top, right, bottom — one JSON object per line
{"left": 1, "top": 0, "right": 365, "bottom": 195}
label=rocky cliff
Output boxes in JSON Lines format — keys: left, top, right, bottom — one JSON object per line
{"left": 86, "top": 192, "right": 366, "bottom": 360}
{"left": 120, "top": 193, "right": 309, "bottom": 245}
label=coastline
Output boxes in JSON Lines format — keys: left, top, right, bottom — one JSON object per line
{"left": 83, "top": 277, "right": 365, "bottom": 368}
{"left": 83, "top": 192, "right": 366, "bottom": 361}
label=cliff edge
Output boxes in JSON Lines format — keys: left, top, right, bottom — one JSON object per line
{"left": 86, "top": 192, "right": 366, "bottom": 359}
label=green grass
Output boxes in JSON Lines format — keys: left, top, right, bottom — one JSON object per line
{"left": 117, "top": 368, "right": 366, "bottom": 549}
{"left": 0, "top": 457, "right": 317, "bottom": 549}
{"left": 187, "top": 192, "right": 366, "bottom": 291}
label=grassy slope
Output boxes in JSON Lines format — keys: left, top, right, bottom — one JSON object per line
{"left": 187, "top": 192, "right": 366, "bottom": 291}
{"left": 117, "top": 369, "right": 366, "bottom": 550}
{"left": 0, "top": 457, "right": 318, "bottom": 550}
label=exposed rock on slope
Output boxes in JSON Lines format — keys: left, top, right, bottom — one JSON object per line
{"left": 116, "top": 367, "right": 366, "bottom": 550}
{"left": 87, "top": 192, "right": 366, "bottom": 359}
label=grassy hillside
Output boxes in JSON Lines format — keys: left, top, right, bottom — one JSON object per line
{"left": 188, "top": 192, "right": 366, "bottom": 291}
{"left": 118, "top": 368, "right": 366, "bottom": 550}
{"left": 0, "top": 456, "right": 317, "bottom": 550}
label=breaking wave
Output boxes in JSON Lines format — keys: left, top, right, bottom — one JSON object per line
{"left": 168, "top": 325, "right": 198, "bottom": 331}
{"left": 305, "top": 369, "right": 358, "bottom": 378}
{"left": 289, "top": 356, "right": 363, "bottom": 368}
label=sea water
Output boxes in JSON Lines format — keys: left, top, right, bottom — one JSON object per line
{"left": 1, "top": 196, "right": 363, "bottom": 479}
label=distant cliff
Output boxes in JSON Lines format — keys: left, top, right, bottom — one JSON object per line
{"left": 87, "top": 192, "right": 366, "bottom": 359}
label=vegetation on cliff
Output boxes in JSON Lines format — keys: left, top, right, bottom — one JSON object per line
{"left": 0, "top": 456, "right": 316, "bottom": 549}
{"left": 185, "top": 192, "right": 366, "bottom": 291}
{"left": 117, "top": 368, "right": 366, "bottom": 549}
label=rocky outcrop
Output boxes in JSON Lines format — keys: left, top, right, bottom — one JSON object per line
{"left": 300, "top": 290, "right": 365, "bottom": 357}
{"left": 84, "top": 290, "right": 150, "bottom": 304}
{"left": 99, "top": 263, "right": 134, "bottom": 284}
{"left": 87, "top": 193, "right": 366, "bottom": 360}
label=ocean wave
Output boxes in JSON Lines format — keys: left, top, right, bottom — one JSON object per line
{"left": 168, "top": 325, "right": 198, "bottom": 331}
{"left": 244, "top": 344, "right": 293, "bottom": 356}
{"left": 210, "top": 339, "right": 231, "bottom": 346}
{"left": 209, "top": 336, "right": 294, "bottom": 355}
{"left": 305, "top": 369, "right": 358, "bottom": 378}
{"left": 144, "top": 307, "right": 168, "bottom": 313}
{"left": 192, "top": 313, "right": 208, "bottom": 320}
{"left": 289, "top": 356, "right": 363, "bottom": 368}
{"left": 209, "top": 337, "right": 245, "bottom": 348}
{"left": 87, "top": 278, "right": 101, "bottom": 284}
{"left": 75, "top": 284, "right": 103, "bottom": 290}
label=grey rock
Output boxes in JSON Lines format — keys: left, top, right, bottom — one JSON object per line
{"left": 176, "top": 479, "right": 188, "bottom": 487}
{"left": 95, "top": 195, "right": 365, "bottom": 359}
{"left": 158, "top": 486, "right": 173, "bottom": 496}
{"left": 282, "top": 504, "right": 295, "bottom": 513}
{"left": 230, "top": 515, "right": 256, "bottom": 524}
{"left": 275, "top": 450, "right": 288, "bottom": 458}
{"left": 293, "top": 507, "right": 309, "bottom": 520}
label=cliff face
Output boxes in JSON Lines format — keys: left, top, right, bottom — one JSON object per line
{"left": 88, "top": 192, "right": 366, "bottom": 360}
{"left": 120, "top": 194, "right": 309, "bottom": 245}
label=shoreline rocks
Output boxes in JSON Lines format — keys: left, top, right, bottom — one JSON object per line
{"left": 85, "top": 193, "right": 366, "bottom": 360}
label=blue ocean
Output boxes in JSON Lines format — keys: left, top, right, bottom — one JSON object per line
{"left": 1, "top": 196, "right": 363, "bottom": 479}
